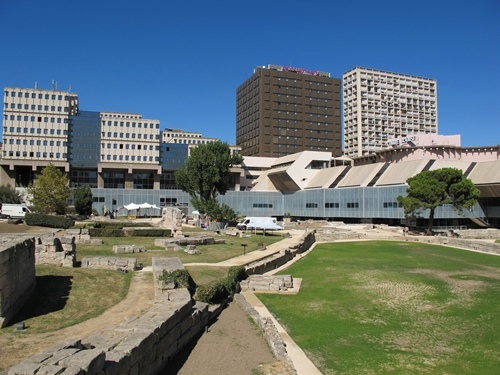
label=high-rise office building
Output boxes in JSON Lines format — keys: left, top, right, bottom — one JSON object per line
{"left": 343, "top": 67, "right": 438, "bottom": 157}
{"left": 236, "top": 64, "right": 342, "bottom": 157}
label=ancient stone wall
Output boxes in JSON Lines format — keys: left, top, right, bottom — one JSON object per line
{"left": 6, "top": 257, "right": 223, "bottom": 375}
{"left": 80, "top": 257, "right": 137, "bottom": 271}
{"left": 154, "top": 236, "right": 224, "bottom": 247}
{"left": 0, "top": 236, "right": 36, "bottom": 328}
{"left": 35, "top": 234, "right": 76, "bottom": 267}
{"left": 246, "top": 230, "right": 316, "bottom": 275}
{"left": 453, "top": 228, "right": 500, "bottom": 239}
{"left": 240, "top": 275, "right": 293, "bottom": 292}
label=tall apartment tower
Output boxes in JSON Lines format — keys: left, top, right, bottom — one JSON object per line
{"left": 343, "top": 67, "right": 438, "bottom": 157}
{"left": 236, "top": 64, "right": 342, "bottom": 157}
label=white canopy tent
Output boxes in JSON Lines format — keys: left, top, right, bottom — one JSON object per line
{"left": 119, "top": 202, "right": 161, "bottom": 218}
{"left": 248, "top": 218, "right": 284, "bottom": 235}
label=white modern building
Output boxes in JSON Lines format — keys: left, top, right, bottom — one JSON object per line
{"left": 2, "top": 87, "right": 78, "bottom": 172}
{"left": 343, "top": 67, "right": 438, "bottom": 157}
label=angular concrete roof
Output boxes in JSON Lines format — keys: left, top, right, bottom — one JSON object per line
{"left": 337, "top": 163, "right": 385, "bottom": 187}
{"left": 306, "top": 166, "right": 349, "bottom": 189}
{"left": 375, "top": 159, "right": 429, "bottom": 186}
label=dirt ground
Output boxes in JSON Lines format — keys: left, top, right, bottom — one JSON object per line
{"left": 0, "top": 221, "right": 285, "bottom": 374}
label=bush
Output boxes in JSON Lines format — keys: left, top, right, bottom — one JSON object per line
{"left": 195, "top": 266, "right": 247, "bottom": 304}
{"left": 195, "top": 280, "right": 227, "bottom": 304}
{"left": 25, "top": 213, "right": 75, "bottom": 229}
{"left": 158, "top": 269, "right": 196, "bottom": 296}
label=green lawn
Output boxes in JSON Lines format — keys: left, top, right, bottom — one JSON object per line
{"left": 0, "top": 265, "right": 132, "bottom": 334}
{"left": 258, "top": 241, "right": 500, "bottom": 375}
{"left": 76, "top": 233, "right": 283, "bottom": 266}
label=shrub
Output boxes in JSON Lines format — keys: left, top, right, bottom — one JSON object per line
{"left": 195, "top": 280, "right": 227, "bottom": 304}
{"left": 158, "top": 269, "right": 196, "bottom": 296}
{"left": 195, "top": 266, "right": 247, "bottom": 304}
{"left": 25, "top": 213, "right": 75, "bottom": 229}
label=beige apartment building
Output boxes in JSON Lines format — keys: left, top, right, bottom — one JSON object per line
{"left": 2, "top": 87, "right": 78, "bottom": 171}
{"left": 343, "top": 67, "right": 438, "bottom": 157}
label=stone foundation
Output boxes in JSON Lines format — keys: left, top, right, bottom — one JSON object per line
{"left": 113, "top": 245, "right": 146, "bottom": 254}
{"left": 240, "top": 275, "right": 293, "bottom": 292}
{"left": 155, "top": 236, "right": 225, "bottom": 247}
{"left": 80, "top": 257, "right": 137, "bottom": 271}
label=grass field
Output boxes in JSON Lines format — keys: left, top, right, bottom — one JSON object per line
{"left": 76, "top": 232, "right": 283, "bottom": 266}
{"left": 0, "top": 265, "right": 132, "bottom": 334}
{"left": 258, "top": 241, "right": 500, "bottom": 375}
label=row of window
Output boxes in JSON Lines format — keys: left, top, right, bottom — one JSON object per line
{"left": 102, "top": 143, "right": 156, "bottom": 150}
{"left": 5, "top": 91, "right": 68, "bottom": 100}
{"left": 4, "top": 150, "right": 66, "bottom": 158}
{"left": 101, "top": 154, "right": 156, "bottom": 162}
{"left": 5, "top": 139, "right": 66, "bottom": 146}
{"left": 102, "top": 120, "right": 158, "bottom": 129}
{"left": 101, "top": 132, "right": 158, "bottom": 140}
{"left": 5, "top": 103, "right": 68, "bottom": 112}
{"left": 5, "top": 116, "right": 67, "bottom": 124}
{"left": 5, "top": 127, "right": 67, "bottom": 134}
{"left": 301, "top": 202, "right": 403, "bottom": 209}
{"left": 252, "top": 203, "right": 273, "bottom": 208}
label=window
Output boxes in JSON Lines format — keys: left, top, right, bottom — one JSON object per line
{"left": 325, "top": 202, "right": 339, "bottom": 208}
{"left": 252, "top": 203, "right": 273, "bottom": 208}
{"left": 306, "top": 203, "right": 318, "bottom": 208}
{"left": 383, "top": 202, "right": 402, "bottom": 208}
{"left": 347, "top": 202, "right": 359, "bottom": 208}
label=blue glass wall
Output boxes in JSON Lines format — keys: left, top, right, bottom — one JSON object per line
{"left": 68, "top": 111, "right": 101, "bottom": 168}
{"left": 91, "top": 186, "right": 485, "bottom": 222}
{"left": 160, "top": 143, "right": 189, "bottom": 170}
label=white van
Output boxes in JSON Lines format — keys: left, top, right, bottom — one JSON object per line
{"left": 0, "top": 203, "right": 31, "bottom": 219}
{"left": 236, "top": 217, "right": 280, "bottom": 230}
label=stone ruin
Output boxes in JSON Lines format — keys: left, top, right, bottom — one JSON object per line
{"left": 35, "top": 233, "right": 76, "bottom": 267}
{"left": 158, "top": 207, "right": 184, "bottom": 237}
{"left": 112, "top": 244, "right": 146, "bottom": 254}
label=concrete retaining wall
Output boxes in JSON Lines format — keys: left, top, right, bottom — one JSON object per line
{"left": 0, "top": 236, "right": 36, "bottom": 328}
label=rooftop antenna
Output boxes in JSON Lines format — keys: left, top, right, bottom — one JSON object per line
{"left": 35, "top": 81, "right": 38, "bottom": 89}
{"left": 69, "top": 84, "right": 72, "bottom": 92}
{"left": 52, "top": 80, "right": 57, "bottom": 90}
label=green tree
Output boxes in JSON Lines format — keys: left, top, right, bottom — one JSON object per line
{"left": 175, "top": 141, "right": 243, "bottom": 220}
{"left": 73, "top": 185, "right": 93, "bottom": 215}
{"left": 397, "top": 168, "right": 480, "bottom": 234}
{"left": 0, "top": 184, "right": 22, "bottom": 204}
{"left": 27, "top": 164, "right": 72, "bottom": 214}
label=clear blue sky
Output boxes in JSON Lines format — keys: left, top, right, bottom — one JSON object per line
{"left": 1, "top": 0, "right": 499, "bottom": 148}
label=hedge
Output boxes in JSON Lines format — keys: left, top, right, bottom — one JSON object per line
{"left": 92, "top": 222, "right": 154, "bottom": 229}
{"left": 87, "top": 228, "right": 171, "bottom": 237}
{"left": 25, "top": 213, "right": 75, "bottom": 229}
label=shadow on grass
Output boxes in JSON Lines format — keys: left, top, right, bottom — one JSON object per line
{"left": 11, "top": 275, "right": 73, "bottom": 324}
